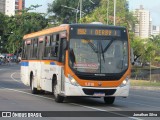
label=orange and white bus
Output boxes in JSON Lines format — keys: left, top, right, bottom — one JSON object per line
{"left": 21, "top": 23, "right": 131, "bottom": 104}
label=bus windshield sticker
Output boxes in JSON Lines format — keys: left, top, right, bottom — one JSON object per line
{"left": 74, "top": 63, "right": 99, "bottom": 69}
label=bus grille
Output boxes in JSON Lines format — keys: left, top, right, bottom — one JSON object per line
{"left": 82, "top": 89, "right": 116, "bottom": 96}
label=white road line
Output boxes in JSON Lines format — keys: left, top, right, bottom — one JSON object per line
{"left": 1, "top": 87, "right": 141, "bottom": 120}
{"left": 8, "top": 72, "right": 142, "bottom": 119}
{"left": 1, "top": 87, "right": 55, "bottom": 101}
{"left": 107, "top": 106, "right": 122, "bottom": 111}
{"left": 0, "top": 69, "right": 10, "bottom": 71}
{"left": 10, "top": 72, "right": 22, "bottom": 83}
{"left": 69, "top": 103, "right": 142, "bottom": 120}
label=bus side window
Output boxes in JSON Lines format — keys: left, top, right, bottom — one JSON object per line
{"left": 22, "top": 40, "right": 26, "bottom": 60}
{"left": 51, "top": 34, "right": 59, "bottom": 58}
{"left": 59, "top": 38, "right": 67, "bottom": 63}
{"left": 55, "top": 34, "right": 59, "bottom": 57}
{"left": 38, "top": 36, "right": 45, "bottom": 60}
{"left": 33, "top": 38, "right": 38, "bottom": 59}
{"left": 26, "top": 40, "right": 32, "bottom": 60}
{"left": 44, "top": 36, "right": 51, "bottom": 59}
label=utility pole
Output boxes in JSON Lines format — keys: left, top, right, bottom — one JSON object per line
{"left": 114, "top": 0, "right": 116, "bottom": 25}
{"left": 107, "top": 0, "right": 109, "bottom": 25}
{"left": 80, "top": 0, "right": 82, "bottom": 22}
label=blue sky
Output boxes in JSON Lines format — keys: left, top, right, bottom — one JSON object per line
{"left": 25, "top": 0, "right": 53, "bottom": 13}
{"left": 25, "top": 0, "right": 160, "bottom": 25}
{"left": 129, "top": 0, "right": 160, "bottom": 25}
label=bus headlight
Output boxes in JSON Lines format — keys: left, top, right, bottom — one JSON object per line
{"left": 120, "top": 77, "right": 129, "bottom": 87}
{"left": 68, "top": 74, "right": 79, "bottom": 86}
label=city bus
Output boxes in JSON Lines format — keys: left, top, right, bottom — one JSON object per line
{"left": 21, "top": 23, "right": 131, "bottom": 104}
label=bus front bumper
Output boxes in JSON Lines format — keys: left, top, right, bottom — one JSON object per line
{"left": 64, "top": 81, "right": 130, "bottom": 97}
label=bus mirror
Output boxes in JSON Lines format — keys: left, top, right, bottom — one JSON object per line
{"left": 131, "top": 48, "right": 134, "bottom": 65}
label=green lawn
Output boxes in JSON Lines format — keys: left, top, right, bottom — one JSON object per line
{"left": 130, "top": 80, "right": 160, "bottom": 87}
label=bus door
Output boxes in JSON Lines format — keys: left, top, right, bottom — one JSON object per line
{"left": 37, "top": 36, "right": 45, "bottom": 89}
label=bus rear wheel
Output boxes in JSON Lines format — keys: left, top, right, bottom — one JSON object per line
{"left": 104, "top": 97, "right": 115, "bottom": 104}
{"left": 52, "top": 77, "right": 64, "bottom": 103}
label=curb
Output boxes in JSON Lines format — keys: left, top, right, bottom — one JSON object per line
{"left": 131, "top": 86, "right": 160, "bottom": 91}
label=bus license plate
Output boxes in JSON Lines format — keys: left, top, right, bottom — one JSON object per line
{"left": 93, "top": 92, "right": 105, "bottom": 96}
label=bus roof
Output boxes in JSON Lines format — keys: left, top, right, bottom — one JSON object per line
{"left": 70, "top": 23, "right": 126, "bottom": 29}
{"left": 23, "top": 23, "right": 126, "bottom": 40}
{"left": 23, "top": 24, "right": 69, "bottom": 40}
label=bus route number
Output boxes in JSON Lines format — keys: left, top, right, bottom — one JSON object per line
{"left": 77, "top": 29, "right": 86, "bottom": 35}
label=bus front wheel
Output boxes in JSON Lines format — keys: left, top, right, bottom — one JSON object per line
{"left": 104, "top": 97, "right": 115, "bottom": 104}
{"left": 52, "top": 77, "right": 64, "bottom": 103}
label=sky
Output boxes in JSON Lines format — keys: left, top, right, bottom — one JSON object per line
{"left": 129, "top": 0, "right": 160, "bottom": 26}
{"left": 25, "top": 0, "right": 160, "bottom": 26}
{"left": 25, "top": 0, "right": 53, "bottom": 13}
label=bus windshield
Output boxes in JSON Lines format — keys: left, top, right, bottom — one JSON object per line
{"left": 69, "top": 38, "right": 128, "bottom": 74}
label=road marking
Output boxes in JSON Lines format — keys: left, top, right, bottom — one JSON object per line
{"left": 8, "top": 71, "right": 142, "bottom": 119}
{"left": 1, "top": 87, "right": 141, "bottom": 120}
{"left": 10, "top": 72, "right": 22, "bottom": 83}
{"left": 0, "top": 69, "right": 10, "bottom": 71}
{"left": 69, "top": 103, "right": 142, "bottom": 119}
{"left": 1, "top": 87, "right": 55, "bottom": 101}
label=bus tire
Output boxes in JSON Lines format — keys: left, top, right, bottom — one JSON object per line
{"left": 104, "top": 97, "right": 115, "bottom": 104}
{"left": 30, "top": 74, "right": 38, "bottom": 94}
{"left": 52, "top": 76, "right": 64, "bottom": 103}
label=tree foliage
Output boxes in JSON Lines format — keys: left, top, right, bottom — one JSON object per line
{"left": 1, "top": 6, "right": 48, "bottom": 53}
{"left": 47, "top": 0, "right": 100, "bottom": 24}
{"left": 81, "top": 0, "right": 137, "bottom": 29}
{"left": 131, "top": 35, "right": 160, "bottom": 64}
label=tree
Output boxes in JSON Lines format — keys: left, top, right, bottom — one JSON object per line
{"left": 4, "top": 6, "right": 48, "bottom": 53}
{"left": 81, "top": 0, "right": 137, "bottom": 29}
{"left": 47, "top": 0, "right": 100, "bottom": 24}
{"left": 0, "top": 13, "right": 9, "bottom": 53}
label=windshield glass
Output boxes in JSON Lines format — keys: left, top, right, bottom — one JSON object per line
{"left": 69, "top": 39, "right": 128, "bottom": 74}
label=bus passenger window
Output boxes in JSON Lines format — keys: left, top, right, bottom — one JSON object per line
{"left": 51, "top": 34, "right": 59, "bottom": 57}
{"left": 33, "top": 38, "right": 38, "bottom": 58}
{"left": 22, "top": 41, "right": 27, "bottom": 59}
{"left": 55, "top": 34, "right": 59, "bottom": 57}
{"left": 44, "top": 36, "right": 51, "bottom": 58}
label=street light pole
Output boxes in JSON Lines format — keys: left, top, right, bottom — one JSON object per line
{"left": 114, "top": 0, "right": 116, "bottom": 25}
{"left": 150, "top": 53, "right": 151, "bottom": 81}
{"left": 80, "top": 0, "right": 82, "bottom": 22}
{"left": 107, "top": 0, "right": 109, "bottom": 25}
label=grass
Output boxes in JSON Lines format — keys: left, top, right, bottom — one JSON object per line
{"left": 130, "top": 79, "right": 160, "bottom": 87}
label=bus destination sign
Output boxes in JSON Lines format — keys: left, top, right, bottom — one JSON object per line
{"left": 77, "top": 28, "right": 121, "bottom": 37}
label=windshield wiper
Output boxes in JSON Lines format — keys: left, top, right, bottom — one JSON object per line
{"left": 87, "top": 41, "right": 98, "bottom": 53}
{"left": 100, "top": 42, "right": 105, "bottom": 62}
{"left": 102, "top": 39, "right": 114, "bottom": 53}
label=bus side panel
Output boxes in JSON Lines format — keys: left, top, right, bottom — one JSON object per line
{"left": 28, "top": 61, "right": 39, "bottom": 89}
{"left": 40, "top": 61, "right": 62, "bottom": 92}
{"left": 21, "top": 61, "right": 30, "bottom": 86}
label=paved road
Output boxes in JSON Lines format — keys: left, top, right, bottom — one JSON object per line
{"left": 0, "top": 64, "right": 160, "bottom": 120}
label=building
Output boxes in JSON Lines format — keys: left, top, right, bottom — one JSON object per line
{"left": 152, "top": 25, "right": 160, "bottom": 36}
{"left": 0, "top": 0, "right": 6, "bottom": 14}
{"left": 133, "top": 5, "right": 152, "bottom": 39}
{"left": 0, "top": 0, "right": 25, "bottom": 16}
